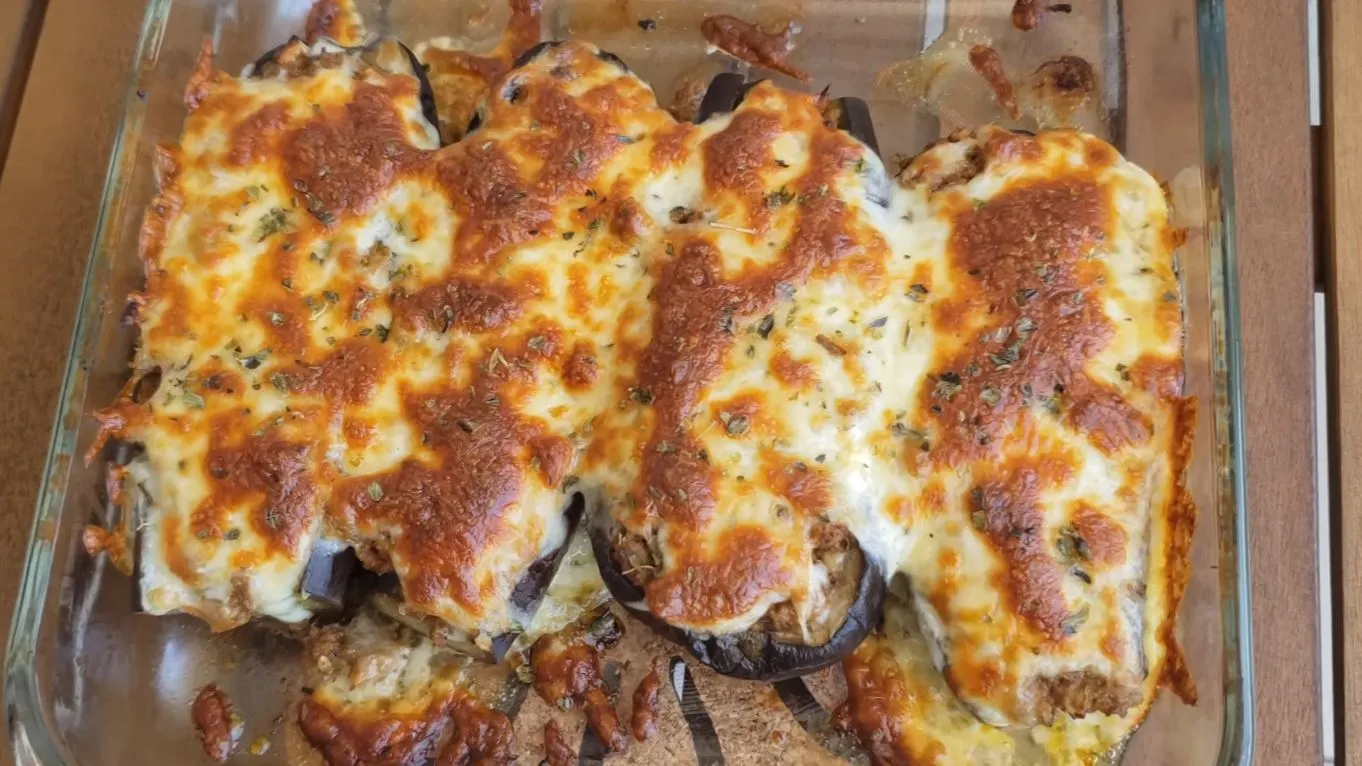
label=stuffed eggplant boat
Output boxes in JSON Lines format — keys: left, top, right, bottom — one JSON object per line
{"left": 89, "top": 38, "right": 676, "bottom": 648}
{"left": 91, "top": 35, "right": 445, "bottom": 629}
{"left": 580, "top": 79, "right": 905, "bottom": 681}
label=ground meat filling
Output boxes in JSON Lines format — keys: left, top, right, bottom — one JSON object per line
{"left": 614, "top": 522, "right": 863, "bottom": 647}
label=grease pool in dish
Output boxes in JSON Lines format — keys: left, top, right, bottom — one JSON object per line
{"left": 82, "top": 1, "right": 1197, "bottom": 763}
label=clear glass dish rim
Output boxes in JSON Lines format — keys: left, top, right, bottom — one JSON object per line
{"left": 1, "top": 0, "right": 1255, "bottom": 763}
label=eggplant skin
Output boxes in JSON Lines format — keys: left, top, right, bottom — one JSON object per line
{"left": 588, "top": 513, "right": 885, "bottom": 682}
{"left": 833, "top": 97, "right": 880, "bottom": 156}
{"left": 695, "top": 72, "right": 754, "bottom": 123}
{"left": 510, "top": 40, "right": 561, "bottom": 70}
{"left": 508, "top": 492, "right": 585, "bottom": 615}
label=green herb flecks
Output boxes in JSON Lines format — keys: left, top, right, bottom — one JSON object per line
{"left": 933, "top": 372, "right": 963, "bottom": 400}
{"left": 980, "top": 385, "right": 1002, "bottom": 408}
{"left": 765, "top": 187, "right": 795, "bottom": 208}
{"left": 1061, "top": 605, "right": 1090, "bottom": 637}
{"left": 254, "top": 208, "right": 290, "bottom": 242}
{"left": 1056, "top": 524, "right": 1091, "bottom": 562}
{"left": 725, "top": 414, "right": 750, "bottom": 436}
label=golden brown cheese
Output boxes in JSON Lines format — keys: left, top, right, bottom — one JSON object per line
{"left": 95, "top": 39, "right": 441, "bottom": 629}
{"left": 97, "top": 41, "right": 677, "bottom": 637}
{"left": 895, "top": 127, "right": 1189, "bottom": 725}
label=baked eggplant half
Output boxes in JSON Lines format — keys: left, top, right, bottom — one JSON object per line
{"left": 692, "top": 74, "right": 889, "bottom": 205}
{"left": 308, "top": 493, "right": 586, "bottom": 663}
{"left": 245, "top": 35, "right": 440, "bottom": 133}
{"left": 590, "top": 513, "right": 884, "bottom": 681}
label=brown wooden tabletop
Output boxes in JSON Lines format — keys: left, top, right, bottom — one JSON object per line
{"left": 0, "top": 0, "right": 1324, "bottom": 764}
{"left": 1325, "top": 0, "right": 1360, "bottom": 763}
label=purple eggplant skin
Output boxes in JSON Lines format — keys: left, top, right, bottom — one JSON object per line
{"left": 508, "top": 491, "right": 585, "bottom": 617}
{"left": 400, "top": 43, "right": 440, "bottom": 140}
{"left": 834, "top": 97, "right": 879, "bottom": 156}
{"left": 695, "top": 72, "right": 751, "bottom": 123}
{"left": 131, "top": 524, "right": 145, "bottom": 613}
{"left": 300, "top": 542, "right": 359, "bottom": 611}
{"left": 588, "top": 513, "right": 885, "bottom": 682}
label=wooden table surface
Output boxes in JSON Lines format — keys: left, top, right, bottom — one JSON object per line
{"left": 0, "top": 0, "right": 1323, "bottom": 764}
{"left": 1324, "top": 1, "right": 1359, "bottom": 763}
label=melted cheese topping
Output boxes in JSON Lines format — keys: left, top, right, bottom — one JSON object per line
{"left": 890, "top": 129, "right": 1193, "bottom": 737}
{"left": 98, "top": 24, "right": 1193, "bottom": 762}
{"left": 102, "top": 41, "right": 676, "bottom": 636}
{"left": 107, "top": 38, "right": 443, "bottom": 629}
{"left": 828, "top": 129, "right": 1194, "bottom": 760}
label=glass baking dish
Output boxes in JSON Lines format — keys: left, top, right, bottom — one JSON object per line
{"left": 4, "top": 0, "right": 1251, "bottom": 763}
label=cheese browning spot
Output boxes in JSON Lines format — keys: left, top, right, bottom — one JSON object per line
{"left": 968, "top": 462, "right": 1072, "bottom": 640}
{"left": 298, "top": 693, "right": 514, "bottom": 765}
{"left": 334, "top": 375, "right": 572, "bottom": 614}
{"left": 284, "top": 83, "right": 424, "bottom": 223}
{"left": 927, "top": 176, "right": 1148, "bottom": 466}
{"left": 834, "top": 644, "right": 914, "bottom": 766}
{"left": 200, "top": 435, "right": 317, "bottom": 555}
